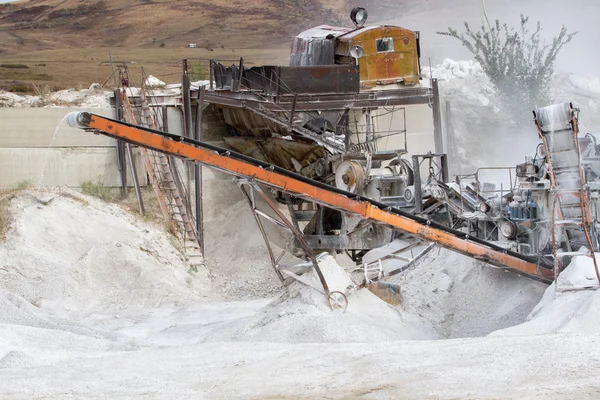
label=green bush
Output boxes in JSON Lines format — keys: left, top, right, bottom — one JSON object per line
{"left": 189, "top": 61, "right": 208, "bottom": 81}
{"left": 81, "top": 179, "right": 114, "bottom": 201}
{"left": 1, "top": 64, "right": 28, "bottom": 69}
{"left": 10, "top": 84, "right": 31, "bottom": 93}
{"left": 439, "top": 15, "right": 576, "bottom": 122}
{"left": 14, "top": 181, "right": 31, "bottom": 190}
{"left": 0, "top": 200, "right": 8, "bottom": 241}
{"left": 0, "top": 181, "right": 31, "bottom": 240}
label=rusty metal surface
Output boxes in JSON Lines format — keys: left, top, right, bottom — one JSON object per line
{"left": 289, "top": 24, "right": 420, "bottom": 85}
{"left": 277, "top": 65, "right": 359, "bottom": 95}
{"left": 223, "top": 136, "right": 328, "bottom": 173}
{"left": 214, "top": 63, "right": 280, "bottom": 92}
{"left": 220, "top": 106, "right": 286, "bottom": 137}
{"left": 338, "top": 26, "right": 420, "bottom": 85}
{"left": 213, "top": 62, "right": 359, "bottom": 95}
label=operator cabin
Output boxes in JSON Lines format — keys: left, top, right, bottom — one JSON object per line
{"left": 288, "top": 7, "right": 438, "bottom": 158}
{"left": 290, "top": 8, "right": 421, "bottom": 86}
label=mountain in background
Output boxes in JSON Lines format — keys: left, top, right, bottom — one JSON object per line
{"left": 0, "top": 0, "right": 347, "bottom": 52}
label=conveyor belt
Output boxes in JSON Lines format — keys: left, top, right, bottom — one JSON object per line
{"left": 67, "top": 112, "right": 554, "bottom": 283}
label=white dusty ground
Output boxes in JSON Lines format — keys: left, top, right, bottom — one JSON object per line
{"left": 1, "top": 189, "right": 600, "bottom": 399}
{"left": 1, "top": 49, "right": 600, "bottom": 397}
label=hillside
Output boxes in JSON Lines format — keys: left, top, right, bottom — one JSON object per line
{"left": 0, "top": 0, "right": 348, "bottom": 50}
{"left": 0, "top": 0, "right": 353, "bottom": 91}
{"left": 1, "top": 0, "right": 594, "bottom": 93}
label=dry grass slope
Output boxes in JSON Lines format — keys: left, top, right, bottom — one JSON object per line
{"left": 0, "top": 0, "right": 352, "bottom": 91}
{"left": 0, "top": 182, "right": 31, "bottom": 240}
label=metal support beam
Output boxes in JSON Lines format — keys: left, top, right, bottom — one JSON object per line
{"left": 250, "top": 184, "right": 330, "bottom": 294}
{"left": 161, "top": 105, "right": 169, "bottom": 132}
{"left": 440, "top": 153, "right": 449, "bottom": 183}
{"left": 231, "top": 57, "right": 244, "bottom": 92}
{"left": 431, "top": 78, "right": 444, "bottom": 154}
{"left": 412, "top": 155, "right": 422, "bottom": 213}
{"left": 209, "top": 60, "right": 214, "bottom": 91}
{"left": 337, "top": 108, "right": 350, "bottom": 151}
{"left": 194, "top": 86, "right": 205, "bottom": 253}
{"left": 126, "top": 143, "right": 145, "bottom": 215}
{"left": 114, "top": 89, "right": 127, "bottom": 196}
{"left": 289, "top": 93, "right": 297, "bottom": 128}
{"left": 182, "top": 59, "right": 193, "bottom": 208}
{"left": 238, "top": 183, "right": 284, "bottom": 282}
{"left": 182, "top": 60, "right": 193, "bottom": 138}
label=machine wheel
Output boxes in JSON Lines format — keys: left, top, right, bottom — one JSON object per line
{"left": 404, "top": 186, "right": 415, "bottom": 203}
{"left": 327, "top": 290, "right": 348, "bottom": 312}
{"left": 536, "top": 143, "right": 547, "bottom": 159}
{"left": 500, "top": 220, "right": 518, "bottom": 240}
{"left": 335, "top": 161, "right": 365, "bottom": 193}
{"left": 388, "top": 158, "right": 414, "bottom": 197}
{"left": 389, "top": 158, "right": 414, "bottom": 183}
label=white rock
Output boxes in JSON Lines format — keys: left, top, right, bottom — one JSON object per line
{"left": 145, "top": 75, "right": 165, "bottom": 87}
{"left": 477, "top": 94, "right": 490, "bottom": 106}
{"left": 453, "top": 68, "right": 468, "bottom": 78}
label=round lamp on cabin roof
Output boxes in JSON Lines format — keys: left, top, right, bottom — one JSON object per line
{"left": 350, "top": 7, "right": 368, "bottom": 27}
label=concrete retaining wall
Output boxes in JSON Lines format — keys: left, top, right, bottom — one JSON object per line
{"left": 0, "top": 104, "right": 444, "bottom": 189}
{"left": 0, "top": 107, "right": 147, "bottom": 188}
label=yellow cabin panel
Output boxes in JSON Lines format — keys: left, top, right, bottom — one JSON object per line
{"left": 337, "top": 26, "right": 420, "bottom": 85}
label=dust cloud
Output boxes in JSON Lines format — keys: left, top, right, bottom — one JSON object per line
{"left": 365, "top": 0, "right": 598, "bottom": 75}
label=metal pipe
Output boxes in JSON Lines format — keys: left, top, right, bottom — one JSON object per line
{"left": 126, "top": 143, "right": 145, "bottom": 215}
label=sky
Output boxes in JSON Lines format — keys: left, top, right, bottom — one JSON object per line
{"left": 375, "top": 0, "right": 600, "bottom": 75}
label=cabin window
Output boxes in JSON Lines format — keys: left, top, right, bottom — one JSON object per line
{"left": 376, "top": 38, "right": 394, "bottom": 53}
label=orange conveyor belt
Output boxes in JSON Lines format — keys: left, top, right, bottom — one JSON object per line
{"left": 68, "top": 112, "right": 554, "bottom": 283}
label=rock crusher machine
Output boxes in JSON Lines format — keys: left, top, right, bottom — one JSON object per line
{"left": 66, "top": 111, "right": 557, "bottom": 309}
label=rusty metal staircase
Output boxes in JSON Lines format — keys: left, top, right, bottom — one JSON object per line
{"left": 534, "top": 103, "right": 600, "bottom": 286}
{"left": 120, "top": 88, "right": 205, "bottom": 271}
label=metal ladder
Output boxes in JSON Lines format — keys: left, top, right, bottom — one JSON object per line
{"left": 535, "top": 103, "right": 600, "bottom": 285}
{"left": 121, "top": 88, "right": 205, "bottom": 271}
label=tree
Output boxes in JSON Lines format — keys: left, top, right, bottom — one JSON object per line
{"left": 439, "top": 15, "right": 576, "bottom": 123}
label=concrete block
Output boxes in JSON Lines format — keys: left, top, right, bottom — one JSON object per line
{"left": 0, "top": 147, "right": 147, "bottom": 188}
{"left": 0, "top": 108, "right": 116, "bottom": 147}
